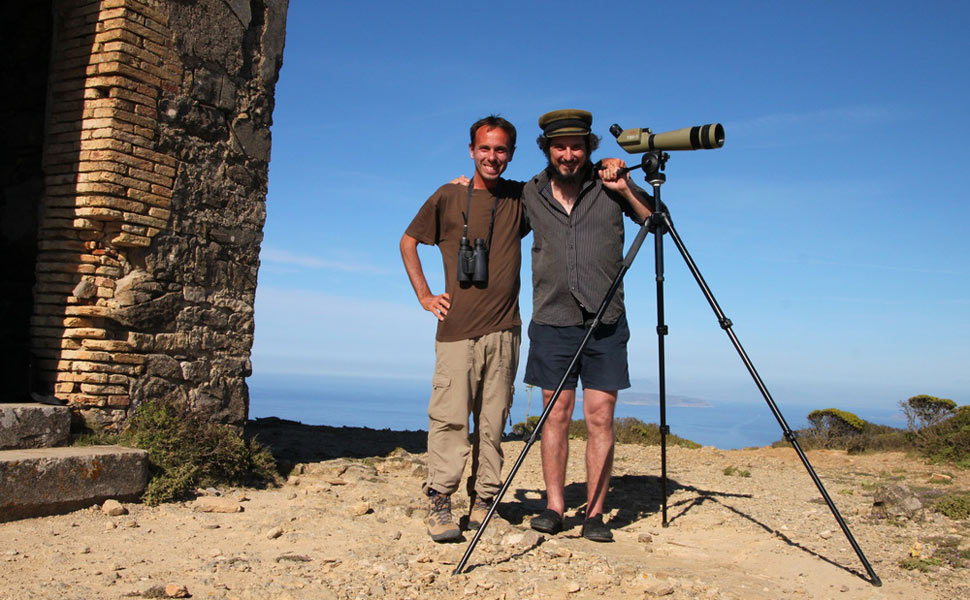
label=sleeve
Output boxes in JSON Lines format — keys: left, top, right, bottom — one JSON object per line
{"left": 404, "top": 188, "right": 445, "bottom": 246}
{"left": 513, "top": 181, "right": 532, "bottom": 238}
{"left": 610, "top": 179, "right": 657, "bottom": 224}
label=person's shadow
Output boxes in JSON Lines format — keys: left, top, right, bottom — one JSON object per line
{"left": 497, "top": 474, "right": 685, "bottom": 533}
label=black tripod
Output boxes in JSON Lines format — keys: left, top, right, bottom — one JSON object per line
{"left": 454, "top": 153, "right": 881, "bottom": 587}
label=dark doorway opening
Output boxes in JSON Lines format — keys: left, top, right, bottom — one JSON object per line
{"left": 0, "top": 2, "right": 53, "bottom": 402}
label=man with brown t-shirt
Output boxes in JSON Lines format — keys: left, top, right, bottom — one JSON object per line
{"left": 400, "top": 115, "right": 527, "bottom": 542}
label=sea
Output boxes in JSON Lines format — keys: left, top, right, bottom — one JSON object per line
{"left": 248, "top": 372, "right": 906, "bottom": 450}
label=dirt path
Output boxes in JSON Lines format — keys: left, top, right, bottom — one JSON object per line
{"left": 2, "top": 421, "right": 968, "bottom": 599}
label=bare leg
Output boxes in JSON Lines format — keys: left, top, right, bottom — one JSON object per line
{"left": 582, "top": 388, "right": 617, "bottom": 518}
{"left": 539, "top": 388, "right": 576, "bottom": 515}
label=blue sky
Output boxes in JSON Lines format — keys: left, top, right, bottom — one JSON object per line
{"left": 252, "top": 1, "right": 970, "bottom": 422}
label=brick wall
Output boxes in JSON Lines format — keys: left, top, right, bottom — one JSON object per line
{"left": 31, "top": 0, "right": 288, "bottom": 431}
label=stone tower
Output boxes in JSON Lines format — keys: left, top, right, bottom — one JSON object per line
{"left": 1, "top": 0, "right": 289, "bottom": 432}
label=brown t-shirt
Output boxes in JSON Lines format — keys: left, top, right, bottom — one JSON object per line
{"left": 405, "top": 180, "right": 527, "bottom": 342}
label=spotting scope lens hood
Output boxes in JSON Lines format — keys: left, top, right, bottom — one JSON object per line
{"left": 613, "top": 123, "right": 725, "bottom": 153}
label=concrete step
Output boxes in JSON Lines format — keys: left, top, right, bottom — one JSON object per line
{"left": 0, "top": 403, "right": 71, "bottom": 450}
{"left": 0, "top": 445, "right": 148, "bottom": 521}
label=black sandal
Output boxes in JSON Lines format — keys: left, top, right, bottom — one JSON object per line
{"left": 530, "top": 509, "right": 563, "bottom": 534}
{"left": 581, "top": 513, "right": 613, "bottom": 542}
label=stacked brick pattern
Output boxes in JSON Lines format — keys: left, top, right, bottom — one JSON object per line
{"left": 33, "top": 0, "right": 180, "bottom": 415}
{"left": 31, "top": 0, "right": 288, "bottom": 431}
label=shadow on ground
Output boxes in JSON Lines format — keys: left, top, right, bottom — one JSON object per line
{"left": 495, "top": 474, "right": 696, "bottom": 532}
{"left": 244, "top": 417, "right": 427, "bottom": 464}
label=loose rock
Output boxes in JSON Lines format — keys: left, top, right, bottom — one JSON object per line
{"left": 164, "top": 583, "right": 189, "bottom": 598}
{"left": 871, "top": 484, "right": 924, "bottom": 521}
{"left": 101, "top": 499, "right": 127, "bottom": 516}
{"left": 193, "top": 497, "right": 243, "bottom": 513}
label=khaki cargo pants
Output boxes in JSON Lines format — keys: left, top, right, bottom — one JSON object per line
{"left": 423, "top": 326, "right": 520, "bottom": 500}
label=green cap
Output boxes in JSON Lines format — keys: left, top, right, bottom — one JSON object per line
{"left": 538, "top": 109, "right": 592, "bottom": 138}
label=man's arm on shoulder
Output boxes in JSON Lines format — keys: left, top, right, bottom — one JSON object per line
{"left": 400, "top": 233, "right": 450, "bottom": 321}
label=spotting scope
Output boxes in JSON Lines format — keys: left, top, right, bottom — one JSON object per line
{"left": 609, "top": 123, "right": 725, "bottom": 152}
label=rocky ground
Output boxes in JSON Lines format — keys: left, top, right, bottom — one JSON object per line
{"left": 2, "top": 419, "right": 968, "bottom": 600}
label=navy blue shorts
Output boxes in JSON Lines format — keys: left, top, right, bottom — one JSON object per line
{"left": 524, "top": 313, "right": 631, "bottom": 391}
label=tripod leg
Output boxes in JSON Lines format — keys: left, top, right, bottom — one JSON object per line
{"left": 651, "top": 209, "right": 670, "bottom": 527}
{"left": 453, "top": 220, "right": 653, "bottom": 575}
{"left": 659, "top": 212, "right": 882, "bottom": 586}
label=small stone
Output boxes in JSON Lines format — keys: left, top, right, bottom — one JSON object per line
{"left": 193, "top": 497, "right": 243, "bottom": 513}
{"left": 390, "top": 530, "right": 402, "bottom": 540}
{"left": 840, "top": 585, "right": 850, "bottom": 592}
{"left": 165, "top": 583, "right": 189, "bottom": 598}
{"left": 502, "top": 529, "right": 543, "bottom": 549}
{"left": 266, "top": 526, "right": 284, "bottom": 540}
{"left": 638, "top": 533, "right": 654, "bottom": 544}
{"left": 565, "top": 581, "right": 581, "bottom": 593}
{"left": 276, "top": 554, "right": 312, "bottom": 563}
{"left": 818, "top": 530, "right": 833, "bottom": 540}
{"left": 101, "top": 499, "right": 127, "bottom": 516}
{"left": 352, "top": 502, "right": 371, "bottom": 516}
{"left": 645, "top": 582, "right": 676, "bottom": 596}
{"left": 929, "top": 473, "right": 953, "bottom": 483}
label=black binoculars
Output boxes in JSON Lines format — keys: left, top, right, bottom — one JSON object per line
{"left": 457, "top": 236, "right": 488, "bottom": 283}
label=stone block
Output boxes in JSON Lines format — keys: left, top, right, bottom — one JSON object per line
{"left": 0, "top": 404, "right": 71, "bottom": 450}
{"left": 0, "top": 445, "right": 148, "bottom": 522}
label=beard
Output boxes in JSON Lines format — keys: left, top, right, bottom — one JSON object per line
{"left": 546, "top": 159, "right": 589, "bottom": 186}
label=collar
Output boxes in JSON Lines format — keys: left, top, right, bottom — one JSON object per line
{"left": 535, "top": 163, "right": 598, "bottom": 196}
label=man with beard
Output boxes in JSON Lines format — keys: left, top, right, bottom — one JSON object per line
{"left": 400, "top": 115, "right": 527, "bottom": 542}
{"left": 523, "top": 109, "right": 654, "bottom": 542}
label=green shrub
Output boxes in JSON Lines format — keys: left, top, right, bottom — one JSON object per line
{"left": 935, "top": 493, "right": 970, "bottom": 520}
{"left": 75, "top": 398, "right": 279, "bottom": 505}
{"left": 723, "top": 465, "right": 751, "bottom": 477}
{"left": 901, "top": 395, "right": 957, "bottom": 432}
{"left": 511, "top": 415, "right": 541, "bottom": 437}
{"left": 773, "top": 407, "right": 910, "bottom": 454}
{"left": 510, "top": 416, "right": 700, "bottom": 448}
{"left": 804, "top": 408, "right": 865, "bottom": 448}
{"left": 899, "top": 557, "right": 942, "bottom": 572}
{"left": 771, "top": 397, "right": 969, "bottom": 463}
{"left": 919, "top": 405, "right": 970, "bottom": 468}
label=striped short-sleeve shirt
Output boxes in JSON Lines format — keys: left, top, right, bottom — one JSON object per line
{"left": 522, "top": 168, "right": 648, "bottom": 327}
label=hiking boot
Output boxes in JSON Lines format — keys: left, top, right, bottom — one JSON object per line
{"left": 530, "top": 509, "right": 563, "bottom": 534}
{"left": 467, "top": 495, "right": 494, "bottom": 530}
{"left": 426, "top": 490, "right": 461, "bottom": 542}
{"left": 581, "top": 513, "right": 613, "bottom": 542}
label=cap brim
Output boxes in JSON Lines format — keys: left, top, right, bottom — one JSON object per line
{"left": 544, "top": 127, "right": 589, "bottom": 138}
